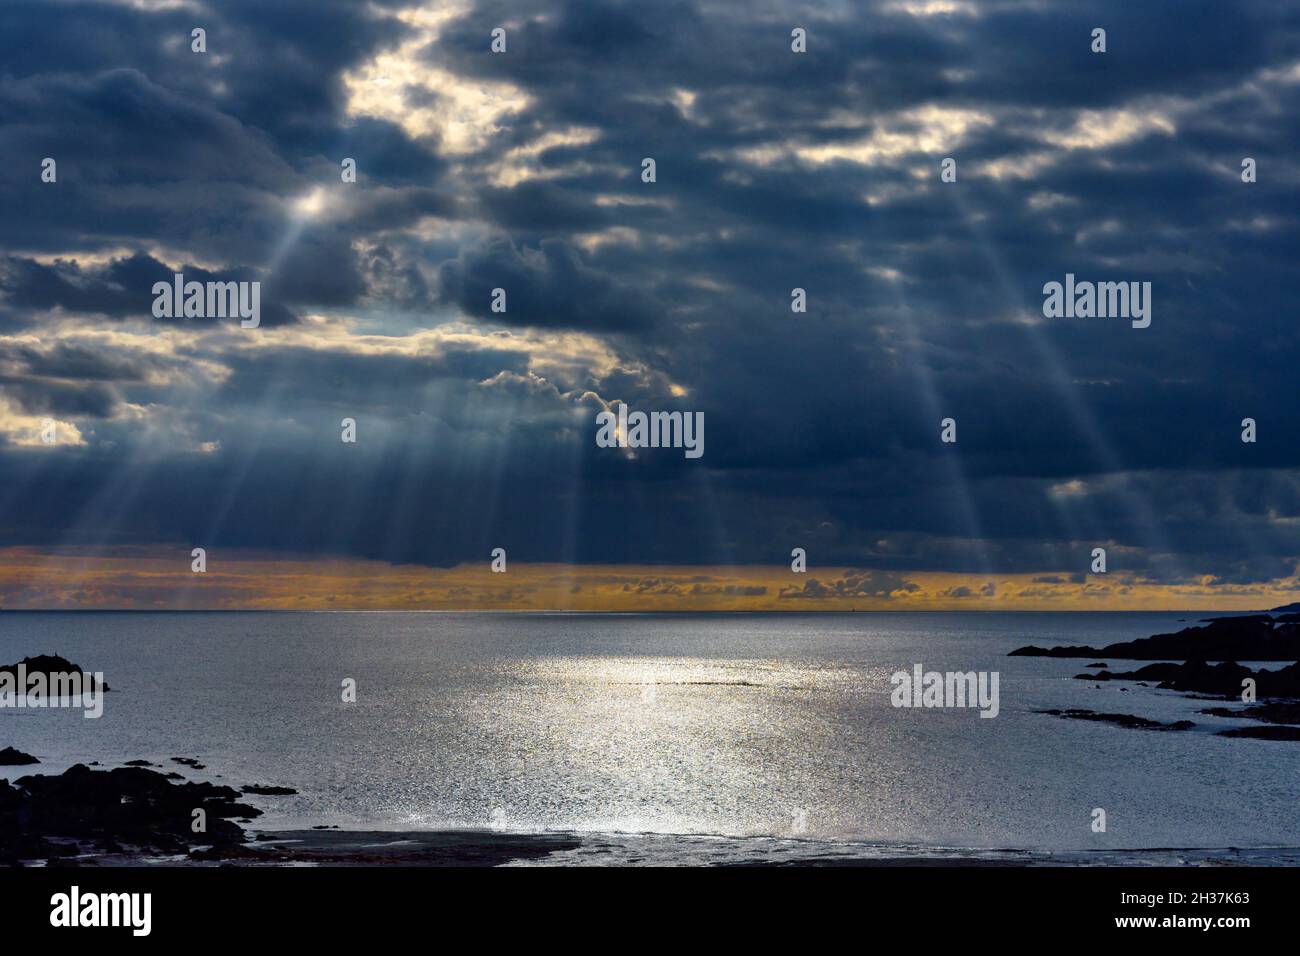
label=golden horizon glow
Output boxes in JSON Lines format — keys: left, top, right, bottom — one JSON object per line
{"left": 0, "top": 547, "right": 1295, "bottom": 612}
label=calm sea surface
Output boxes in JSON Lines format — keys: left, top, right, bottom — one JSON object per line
{"left": 2, "top": 611, "right": 1297, "bottom": 854}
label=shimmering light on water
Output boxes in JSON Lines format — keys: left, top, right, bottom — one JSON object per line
{"left": 2, "top": 611, "right": 1297, "bottom": 854}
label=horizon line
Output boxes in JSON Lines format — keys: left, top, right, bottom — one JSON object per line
{"left": 0, "top": 606, "right": 1269, "bottom": 614}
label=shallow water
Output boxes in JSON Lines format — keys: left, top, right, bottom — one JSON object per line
{"left": 2, "top": 611, "right": 1296, "bottom": 853}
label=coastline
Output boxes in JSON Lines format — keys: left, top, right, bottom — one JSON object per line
{"left": 28, "top": 828, "right": 1300, "bottom": 868}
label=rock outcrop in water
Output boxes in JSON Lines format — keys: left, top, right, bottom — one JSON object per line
{"left": 1025, "top": 615, "right": 1300, "bottom": 742}
{"left": 1074, "top": 659, "right": 1300, "bottom": 697}
{"left": 1036, "top": 709, "right": 1195, "bottom": 731}
{"left": 0, "top": 761, "right": 580, "bottom": 866}
{"left": 1010, "top": 614, "right": 1300, "bottom": 661}
{"left": 0, "top": 653, "right": 109, "bottom": 691}
{"left": 0, "top": 747, "right": 39, "bottom": 766}
{"left": 1201, "top": 701, "right": 1300, "bottom": 725}
{"left": 1218, "top": 725, "right": 1300, "bottom": 741}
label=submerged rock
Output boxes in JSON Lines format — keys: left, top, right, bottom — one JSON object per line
{"left": 242, "top": 784, "right": 298, "bottom": 796}
{"left": 1036, "top": 709, "right": 1194, "bottom": 732}
{"left": 1200, "top": 701, "right": 1300, "bottom": 725}
{"left": 1218, "top": 726, "right": 1300, "bottom": 741}
{"left": 1238, "top": 701, "right": 1300, "bottom": 724}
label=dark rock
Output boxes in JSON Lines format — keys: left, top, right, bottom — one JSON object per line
{"left": 1075, "top": 662, "right": 1184, "bottom": 683}
{"left": 124, "top": 759, "right": 155, "bottom": 767}
{"left": 0, "top": 654, "right": 109, "bottom": 691}
{"left": 1036, "top": 709, "right": 1195, "bottom": 731}
{"left": 0, "top": 763, "right": 260, "bottom": 864}
{"left": 1218, "top": 726, "right": 1300, "bottom": 741}
{"left": 1084, "top": 660, "right": 1300, "bottom": 698}
{"left": 171, "top": 757, "right": 206, "bottom": 769}
{"left": 1200, "top": 701, "right": 1300, "bottom": 725}
{"left": 1085, "top": 662, "right": 1108, "bottom": 668}
{"left": 0, "top": 762, "right": 589, "bottom": 865}
{"left": 1011, "top": 614, "right": 1300, "bottom": 661}
{"left": 242, "top": 784, "right": 298, "bottom": 796}
{"left": 1244, "top": 701, "right": 1300, "bottom": 724}
{"left": 1200, "top": 707, "right": 1239, "bottom": 718}
{"left": 0, "top": 747, "right": 39, "bottom": 766}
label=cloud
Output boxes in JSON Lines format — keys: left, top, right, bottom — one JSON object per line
{"left": 0, "top": 253, "right": 300, "bottom": 326}
{"left": 779, "top": 570, "right": 921, "bottom": 601}
{"left": 1, "top": 0, "right": 1299, "bottom": 591}
{"left": 436, "top": 236, "right": 656, "bottom": 331}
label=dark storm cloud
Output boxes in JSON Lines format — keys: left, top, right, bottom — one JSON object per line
{"left": 0, "top": 253, "right": 300, "bottom": 326}
{"left": 437, "top": 236, "right": 655, "bottom": 330}
{"left": 0, "top": 0, "right": 412, "bottom": 152}
{"left": 0, "top": 339, "right": 163, "bottom": 383}
{"left": 0, "top": 2, "right": 435, "bottom": 270}
{"left": 0, "top": 377, "right": 117, "bottom": 419}
{"left": 1, "top": 0, "right": 1299, "bottom": 583}
{"left": 211, "top": 341, "right": 534, "bottom": 414}
{"left": 0, "top": 68, "right": 293, "bottom": 259}
{"left": 264, "top": 233, "right": 368, "bottom": 308}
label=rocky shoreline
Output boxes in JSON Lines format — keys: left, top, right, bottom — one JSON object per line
{"left": 0, "top": 651, "right": 579, "bottom": 867}
{"left": 1079, "top": 659, "right": 1300, "bottom": 696}
{"left": 0, "top": 761, "right": 577, "bottom": 866}
{"left": 1010, "top": 612, "right": 1300, "bottom": 661}
{"left": 1, "top": 763, "right": 256, "bottom": 865}
{"left": 1013, "top": 612, "right": 1300, "bottom": 741}
{"left": 4, "top": 761, "right": 1296, "bottom": 867}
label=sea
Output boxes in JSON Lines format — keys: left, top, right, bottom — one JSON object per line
{"left": 3, "top": 610, "right": 1298, "bottom": 864}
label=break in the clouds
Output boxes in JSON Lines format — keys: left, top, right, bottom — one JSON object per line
{"left": 2, "top": 0, "right": 1299, "bottom": 596}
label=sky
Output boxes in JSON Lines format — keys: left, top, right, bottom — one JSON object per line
{"left": 1, "top": 0, "right": 1299, "bottom": 610}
